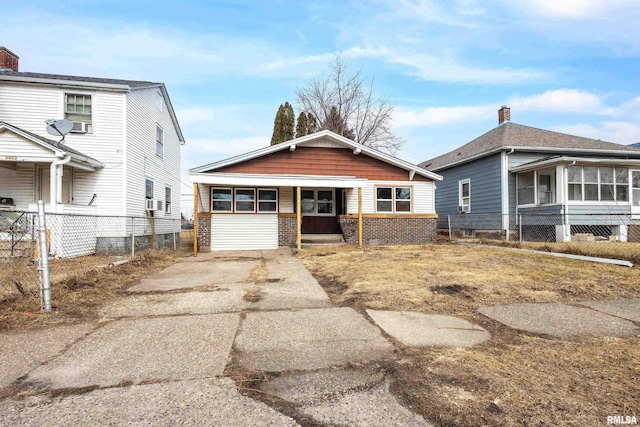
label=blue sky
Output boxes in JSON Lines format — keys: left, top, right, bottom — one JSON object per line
{"left": 3, "top": 0, "right": 640, "bottom": 212}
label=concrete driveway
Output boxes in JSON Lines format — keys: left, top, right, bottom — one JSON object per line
{"left": 0, "top": 249, "right": 432, "bottom": 426}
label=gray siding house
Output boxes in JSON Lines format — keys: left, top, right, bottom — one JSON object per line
{"left": 420, "top": 106, "right": 640, "bottom": 241}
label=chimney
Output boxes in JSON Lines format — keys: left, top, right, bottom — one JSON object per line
{"left": 0, "top": 47, "right": 19, "bottom": 72}
{"left": 498, "top": 105, "right": 510, "bottom": 125}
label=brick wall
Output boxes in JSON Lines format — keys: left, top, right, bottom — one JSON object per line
{"left": 197, "top": 215, "right": 211, "bottom": 251}
{"left": 279, "top": 216, "right": 297, "bottom": 247}
{"left": 339, "top": 217, "right": 437, "bottom": 245}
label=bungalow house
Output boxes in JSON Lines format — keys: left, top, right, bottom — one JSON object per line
{"left": 0, "top": 47, "right": 185, "bottom": 256}
{"left": 420, "top": 106, "right": 640, "bottom": 242}
{"left": 189, "top": 130, "right": 442, "bottom": 252}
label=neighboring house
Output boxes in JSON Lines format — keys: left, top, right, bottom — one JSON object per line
{"left": 0, "top": 47, "right": 185, "bottom": 255}
{"left": 189, "top": 130, "right": 442, "bottom": 251}
{"left": 420, "top": 106, "right": 640, "bottom": 242}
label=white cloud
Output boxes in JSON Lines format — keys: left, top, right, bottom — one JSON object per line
{"left": 509, "top": 89, "right": 608, "bottom": 114}
{"left": 552, "top": 122, "right": 640, "bottom": 144}
{"left": 175, "top": 108, "right": 217, "bottom": 125}
{"left": 394, "top": 105, "right": 494, "bottom": 127}
{"left": 511, "top": 0, "right": 638, "bottom": 19}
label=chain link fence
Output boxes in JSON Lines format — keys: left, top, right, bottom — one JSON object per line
{"left": 1, "top": 209, "right": 182, "bottom": 307}
{"left": 440, "top": 213, "right": 640, "bottom": 264}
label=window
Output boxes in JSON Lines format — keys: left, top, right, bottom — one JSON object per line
{"left": 156, "top": 125, "right": 164, "bottom": 158}
{"left": 212, "top": 188, "right": 232, "bottom": 212}
{"left": 145, "top": 178, "right": 154, "bottom": 199}
{"left": 300, "top": 189, "right": 335, "bottom": 215}
{"left": 375, "top": 187, "right": 412, "bottom": 213}
{"left": 65, "top": 94, "right": 92, "bottom": 132}
{"left": 459, "top": 180, "right": 470, "bottom": 212}
{"left": 258, "top": 189, "right": 278, "bottom": 212}
{"left": 165, "top": 186, "right": 172, "bottom": 214}
{"left": 568, "top": 166, "right": 629, "bottom": 202}
{"left": 517, "top": 172, "right": 535, "bottom": 205}
{"left": 235, "top": 189, "right": 255, "bottom": 212}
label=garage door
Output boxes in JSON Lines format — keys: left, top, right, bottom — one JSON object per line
{"left": 211, "top": 214, "right": 279, "bottom": 251}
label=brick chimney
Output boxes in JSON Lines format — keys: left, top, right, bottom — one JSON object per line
{"left": 498, "top": 105, "right": 510, "bottom": 125}
{"left": 0, "top": 47, "right": 19, "bottom": 72}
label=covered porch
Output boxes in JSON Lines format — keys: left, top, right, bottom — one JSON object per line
{"left": 190, "top": 172, "right": 368, "bottom": 254}
{"left": 0, "top": 121, "right": 103, "bottom": 215}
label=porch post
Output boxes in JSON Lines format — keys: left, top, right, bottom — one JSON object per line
{"left": 296, "top": 187, "right": 302, "bottom": 250}
{"left": 358, "top": 187, "right": 363, "bottom": 248}
{"left": 193, "top": 183, "right": 198, "bottom": 257}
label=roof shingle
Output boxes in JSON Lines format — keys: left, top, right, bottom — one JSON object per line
{"left": 0, "top": 70, "right": 159, "bottom": 88}
{"left": 421, "top": 122, "right": 640, "bottom": 171}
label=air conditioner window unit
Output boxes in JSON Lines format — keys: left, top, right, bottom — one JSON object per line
{"left": 70, "top": 122, "right": 88, "bottom": 133}
{"left": 457, "top": 205, "right": 470, "bottom": 214}
{"left": 145, "top": 198, "right": 159, "bottom": 211}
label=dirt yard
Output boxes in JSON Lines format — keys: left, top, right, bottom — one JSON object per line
{"left": 299, "top": 244, "right": 640, "bottom": 427}
{"left": 0, "top": 250, "right": 187, "bottom": 329}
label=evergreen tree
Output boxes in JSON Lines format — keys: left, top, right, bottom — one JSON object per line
{"left": 295, "top": 111, "right": 308, "bottom": 138}
{"left": 270, "top": 104, "right": 285, "bottom": 145}
{"left": 282, "top": 102, "right": 295, "bottom": 141}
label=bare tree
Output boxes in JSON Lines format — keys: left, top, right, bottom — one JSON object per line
{"left": 295, "top": 56, "right": 404, "bottom": 154}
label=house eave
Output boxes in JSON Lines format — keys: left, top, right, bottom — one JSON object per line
{"left": 510, "top": 156, "right": 640, "bottom": 173}
{"left": 190, "top": 130, "right": 441, "bottom": 181}
{"left": 189, "top": 172, "right": 369, "bottom": 188}
{"left": 430, "top": 146, "right": 640, "bottom": 172}
{"left": 0, "top": 74, "right": 131, "bottom": 91}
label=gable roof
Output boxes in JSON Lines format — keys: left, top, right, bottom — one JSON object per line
{"left": 0, "top": 121, "right": 103, "bottom": 169}
{"left": 0, "top": 70, "right": 185, "bottom": 144}
{"left": 421, "top": 122, "right": 640, "bottom": 171}
{"left": 190, "top": 130, "right": 442, "bottom": 181}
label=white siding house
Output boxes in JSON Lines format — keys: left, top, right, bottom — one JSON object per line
{"left": 0, "top": 47, "right": 185, "bottom": 255}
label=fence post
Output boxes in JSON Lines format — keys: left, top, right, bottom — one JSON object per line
{"left": 131, "top": 216, "right": 135, "bottom": 259}
{"left": 519, "top": 213, "right": 523, "bottom": 248}
{"left": 36, "top": 201, "right": 52, "bottom": 311}
{"left": 447, "top": 215, "right": 452, "bottom": 241}
{"left": 173, "top": 219, "right": 177, "bottom": 251}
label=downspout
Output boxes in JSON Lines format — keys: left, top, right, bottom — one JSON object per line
{"left": 50, "top": 156, "right": 72, "bottom": 212}
{"left": 503, "top": 149, "right": 515, "bottom": 238}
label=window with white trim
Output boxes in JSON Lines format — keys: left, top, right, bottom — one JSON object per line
{"left": 165, "top": 186, "right": 172, "bottom": 214}
{"left": 211, "top": 188, "right": 232, "bottom": 212}
{"left": 567, "top": 166, "right": 629, "bottom": 202}
{"left": 65, "top": 94, "right": 93, "bottom": 133}
{"left": 235, "top": 189, "right": 256, "bottom": 212}
{"left": 376, "top": 186, "right": 412, "bottom": 213}
{"left": 145, "top": 178, "right": 154, "bottom": 200}
{"left": 156, "top": 125, "right": 164, "bottom": 158}
{"left": 258, "top": 189, "right": 278, "bottom": 212}
{"left": 301, "top": 189, "right": 334, "bottom": 215}
{"left": 459, "top": 180, "right": 470, "bottom": 212}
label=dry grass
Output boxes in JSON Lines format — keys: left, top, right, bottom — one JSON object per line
{"left": 299, "top": 244, "right": 640, "bottom": 426}
{"left": 0, "top": 249, "right": 188, "bottom": 329}
{"left": 479, "top": 238, "right": 640, "bottom": 264}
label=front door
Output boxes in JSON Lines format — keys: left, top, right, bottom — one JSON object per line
{"left": 300, "top": 188, "right": 343, "bottom": 234}
{"left": 632, "top": 170, "right": 640, "bottom": 216}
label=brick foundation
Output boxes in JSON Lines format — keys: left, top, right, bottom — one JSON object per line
{"left": 197, "top": 215, "right": 211, "bottom": 251}
{"left": 278, "top": 216, "right": 297, "bottom": 247}
{"left": 339, "top": 217, "right": 437, "bottom": 245}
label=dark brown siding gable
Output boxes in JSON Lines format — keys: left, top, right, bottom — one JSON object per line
{"left": 215, "top": 147, "right": 429, "bottom": 181}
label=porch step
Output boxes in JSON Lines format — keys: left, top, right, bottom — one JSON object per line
{"left": 301, "top": 242, "right": 347, "bottom": 249}
{"left": 301, "top": 234, "right": 345, "bottom": 244}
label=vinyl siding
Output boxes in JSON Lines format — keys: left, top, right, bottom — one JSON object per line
{"left": 435, "top": 154, "right": 502, "bottom": 215}
{"left": 211, "top": 214, "right": 278, "bottom": 250}
{"left": 567, "top": 204, "right": 631, "bottom": 214}
{"left": 279, "top": 187, "right": 293, "bottom": 213}
{"left": 0, "top": 82, "right": 125, "bottom": 216}
{"left": 345, "top": 180, "right": 435, "bottom": 214}
{"left": 0, "top": 131, "right": 57, "bottom": 159}
{"left": 125, "top": 87, "right": 181, "bottom": 220}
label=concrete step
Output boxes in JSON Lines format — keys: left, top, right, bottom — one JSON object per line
{"left": 301, "top": 234, "right": 345, "bottom": 244}
{"left": 301, "top": 242, "right": 347, "bottom": 249}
